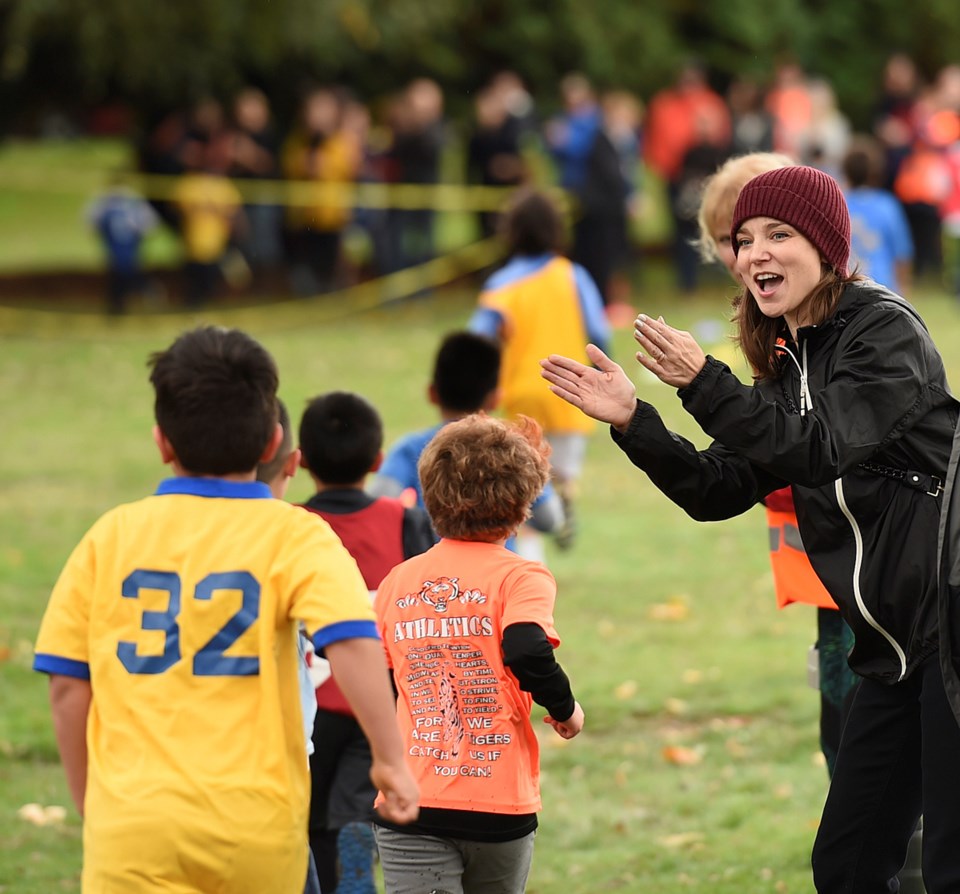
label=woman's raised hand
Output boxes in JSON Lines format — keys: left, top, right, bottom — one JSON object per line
{"left": 634, "top": 314, "right": 707, "bottom": 389}
{"left": 540, "top": 344, "right": 638, "bottom": 432}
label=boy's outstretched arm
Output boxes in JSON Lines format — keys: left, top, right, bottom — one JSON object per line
{"left": 324, "top": 637, "right": 420, "bottom": 824}
{"left": 48, "top": 674, "right": 92, "bottom": 816}
{"left": 502, "top": 622, "right": 585, "bottom": 740}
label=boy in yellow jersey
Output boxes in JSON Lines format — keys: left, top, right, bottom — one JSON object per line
{"left": 33, "top": 326, "right": 418, "bottom": 893}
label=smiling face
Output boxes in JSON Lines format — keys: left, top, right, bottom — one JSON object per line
{"left": 734, "top": 216, "right": 824, "bottom": 336}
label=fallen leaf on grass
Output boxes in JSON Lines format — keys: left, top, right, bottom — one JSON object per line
{"left": 772, "top": 782, "right": 794, "bottom": 800}
{"left": 656, "top": 831, "right": 704, "bottom": 849}
{"left": 663, "top": 697, "right": 688, "bottom": 716}
{"left": 17, "top": 803, "right": 67, "bottom": 826}
{"left": 647, "top": 597, "right": 690, "bottom": 622}
{"left": 708, "top": 715, "right": 748, "bottom": 732}
{"left": 614, "top": 680, "right": 638, "bottom": 700}
{"left": 662, "top": 745, "right": 704, "bottom": 766}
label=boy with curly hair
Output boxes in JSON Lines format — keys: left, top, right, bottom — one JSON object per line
{"left": 373, "top": 413, "right": 583, "bottom": 894}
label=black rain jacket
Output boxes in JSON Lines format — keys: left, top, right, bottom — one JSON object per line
{"left": 935, "top": 387, "right": 960, "bottom": 723}
{"left": 613, "top": 280, "right": 958, "bottom": 691}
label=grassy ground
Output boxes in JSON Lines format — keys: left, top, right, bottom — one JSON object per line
{"left": 4, "top": 280, "right": 960, "bottom": 893}
{"left": 3, "top": 137, "right": 960, "bottom": 893}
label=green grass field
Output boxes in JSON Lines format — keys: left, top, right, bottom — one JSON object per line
{"left": 3, "top": 137, "right": 960, "bottom": 893}
{"left": 4, "top": 280, "right": 960, "bottom": 893}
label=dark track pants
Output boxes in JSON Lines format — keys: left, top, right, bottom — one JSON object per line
{"left": 812, "top": 655, "right": 960, "bottom": 893}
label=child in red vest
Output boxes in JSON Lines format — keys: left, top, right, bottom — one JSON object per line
{"left": 298, "top": 392, "right": 435, "bottom": 894}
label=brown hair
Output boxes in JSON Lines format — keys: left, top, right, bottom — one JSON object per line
{"left": 418, "top": 414, "right": 550, "bottom": 542}
{"left": 734, "top": 269, "right": 863, "bottom": 379}
{"left": 842, "top": 134, "right": 887, "bottom": 189}
{"left": 500, "top": 188, "right": 567, "bottom": 257}
{"left": 149, "top": 326, "right": 278, "bottom": 475}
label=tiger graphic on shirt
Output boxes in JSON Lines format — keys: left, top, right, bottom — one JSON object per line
{"left": 395, "top": 576, "right": 487, "bottom": 613}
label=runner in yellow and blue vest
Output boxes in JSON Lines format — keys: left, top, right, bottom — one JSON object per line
{"left": 468, "top": 188, "right": 610, "bottom": 552}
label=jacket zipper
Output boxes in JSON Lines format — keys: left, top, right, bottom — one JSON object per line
{"left": 800, "top": 341, "right": 809, "bottom": 415}
{"left": 784, "top": 334, "right": 908, "bottom": 678}
{"left": 834, "top": 479, "right": 908, "bottom": 680}
{"left": 777, "top": 341, "right": 810, "bottom": 416}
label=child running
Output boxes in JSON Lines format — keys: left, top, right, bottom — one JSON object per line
{"left": 296, "top": 391, "right": 434, "bottom": 894}
{"left": 33, "top": 325, "right": 418, "bottom": 893}
{"left": 373, "top": 413, "right": 584, "bottom": 894}
{"left": 369, "top": 330, "right": 565, "bottom": 558}
{"left": 255, "top": 398, "right": 322, "bottom": 894}
{"left": 468, "top": 188, "right": 610, "bottom": 548}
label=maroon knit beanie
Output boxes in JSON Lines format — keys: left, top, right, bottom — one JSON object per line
{"left": 731, "top": 165, "right": 851, "bottom": 277}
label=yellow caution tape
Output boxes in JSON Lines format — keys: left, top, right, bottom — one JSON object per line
{"left": 0, "top": 168, "right": 572, "bottom": 212}
{"left": 0, "top": 236, "right": 505, "bottom": 341}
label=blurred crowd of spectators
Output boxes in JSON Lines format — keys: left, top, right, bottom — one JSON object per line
{"left": 86, "top": 54, "right": 960, "bottom": 311}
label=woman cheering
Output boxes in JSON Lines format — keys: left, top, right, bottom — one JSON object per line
{"left": 541, "top": 165, "right": 960, "bottom": 893}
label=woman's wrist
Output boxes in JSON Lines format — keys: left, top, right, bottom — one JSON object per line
{"left": 611, "top": 401, "right": 636, "bottom": 433}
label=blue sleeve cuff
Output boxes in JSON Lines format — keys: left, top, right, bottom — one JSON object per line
{"left": 33, "top": 654, "right": 91, "bottom": 680}
{"left": 467, "top": 307, "right": 503, "bottom": 339}
{"left": 311, "top": 619, "right": 380, "bottom": 651}
{"left": 573, "top": 263, "right": 611, "bottom": 351}
{"left": 532, "top": 478, "right": 556, "bottom": 506}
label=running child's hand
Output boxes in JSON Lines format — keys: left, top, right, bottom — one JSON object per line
{"left": 371, "top": 759, "right": 420, "bottom": 825}
{"left": 544, "top": 701, "right": 584, "bottom": 739}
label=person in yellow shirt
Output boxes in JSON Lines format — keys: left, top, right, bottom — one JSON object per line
{"left": 468, "top": 188, "right": 610, "bottom": 549}
{"left": 172, "top": 167, "right": 243, "bottom": 307}
{"left": 282, "top": 87, "right": 362, "bottom": 295}
{"left": 34, "top": 325, "right": 418, "bottom": 893}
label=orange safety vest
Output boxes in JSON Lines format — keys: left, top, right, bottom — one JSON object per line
{"left": 766, "top": 506, "right": 838, "bottom": 610}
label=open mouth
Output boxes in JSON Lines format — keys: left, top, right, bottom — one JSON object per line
{"left": 755, "top": 273, "right": 783, "bottom": 296}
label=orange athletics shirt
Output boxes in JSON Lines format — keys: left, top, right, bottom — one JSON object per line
{"left": 375, "top": 539, "right": 560, "bottom": 814}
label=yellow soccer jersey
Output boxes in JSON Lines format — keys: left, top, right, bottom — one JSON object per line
{"left": 479, "top": 255, "right": 595, "bottom": 434}
{"left": 34, "top": 477, "right": 376, "bottom": 893}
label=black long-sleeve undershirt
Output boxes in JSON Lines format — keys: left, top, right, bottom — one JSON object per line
{"left": 501, "top": 622, "right": 576, "bottom": 722}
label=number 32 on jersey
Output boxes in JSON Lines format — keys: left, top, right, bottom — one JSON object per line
{"left": 117, "top": 569, "right": 260, "bottom": 677}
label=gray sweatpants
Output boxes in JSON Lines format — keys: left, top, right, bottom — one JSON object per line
{"left": 374, "top": 827, "right": 535, "bottom": 894}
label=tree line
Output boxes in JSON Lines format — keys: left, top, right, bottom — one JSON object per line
{"left": 1, "top": 0, "right": 959, "bottom": 134}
